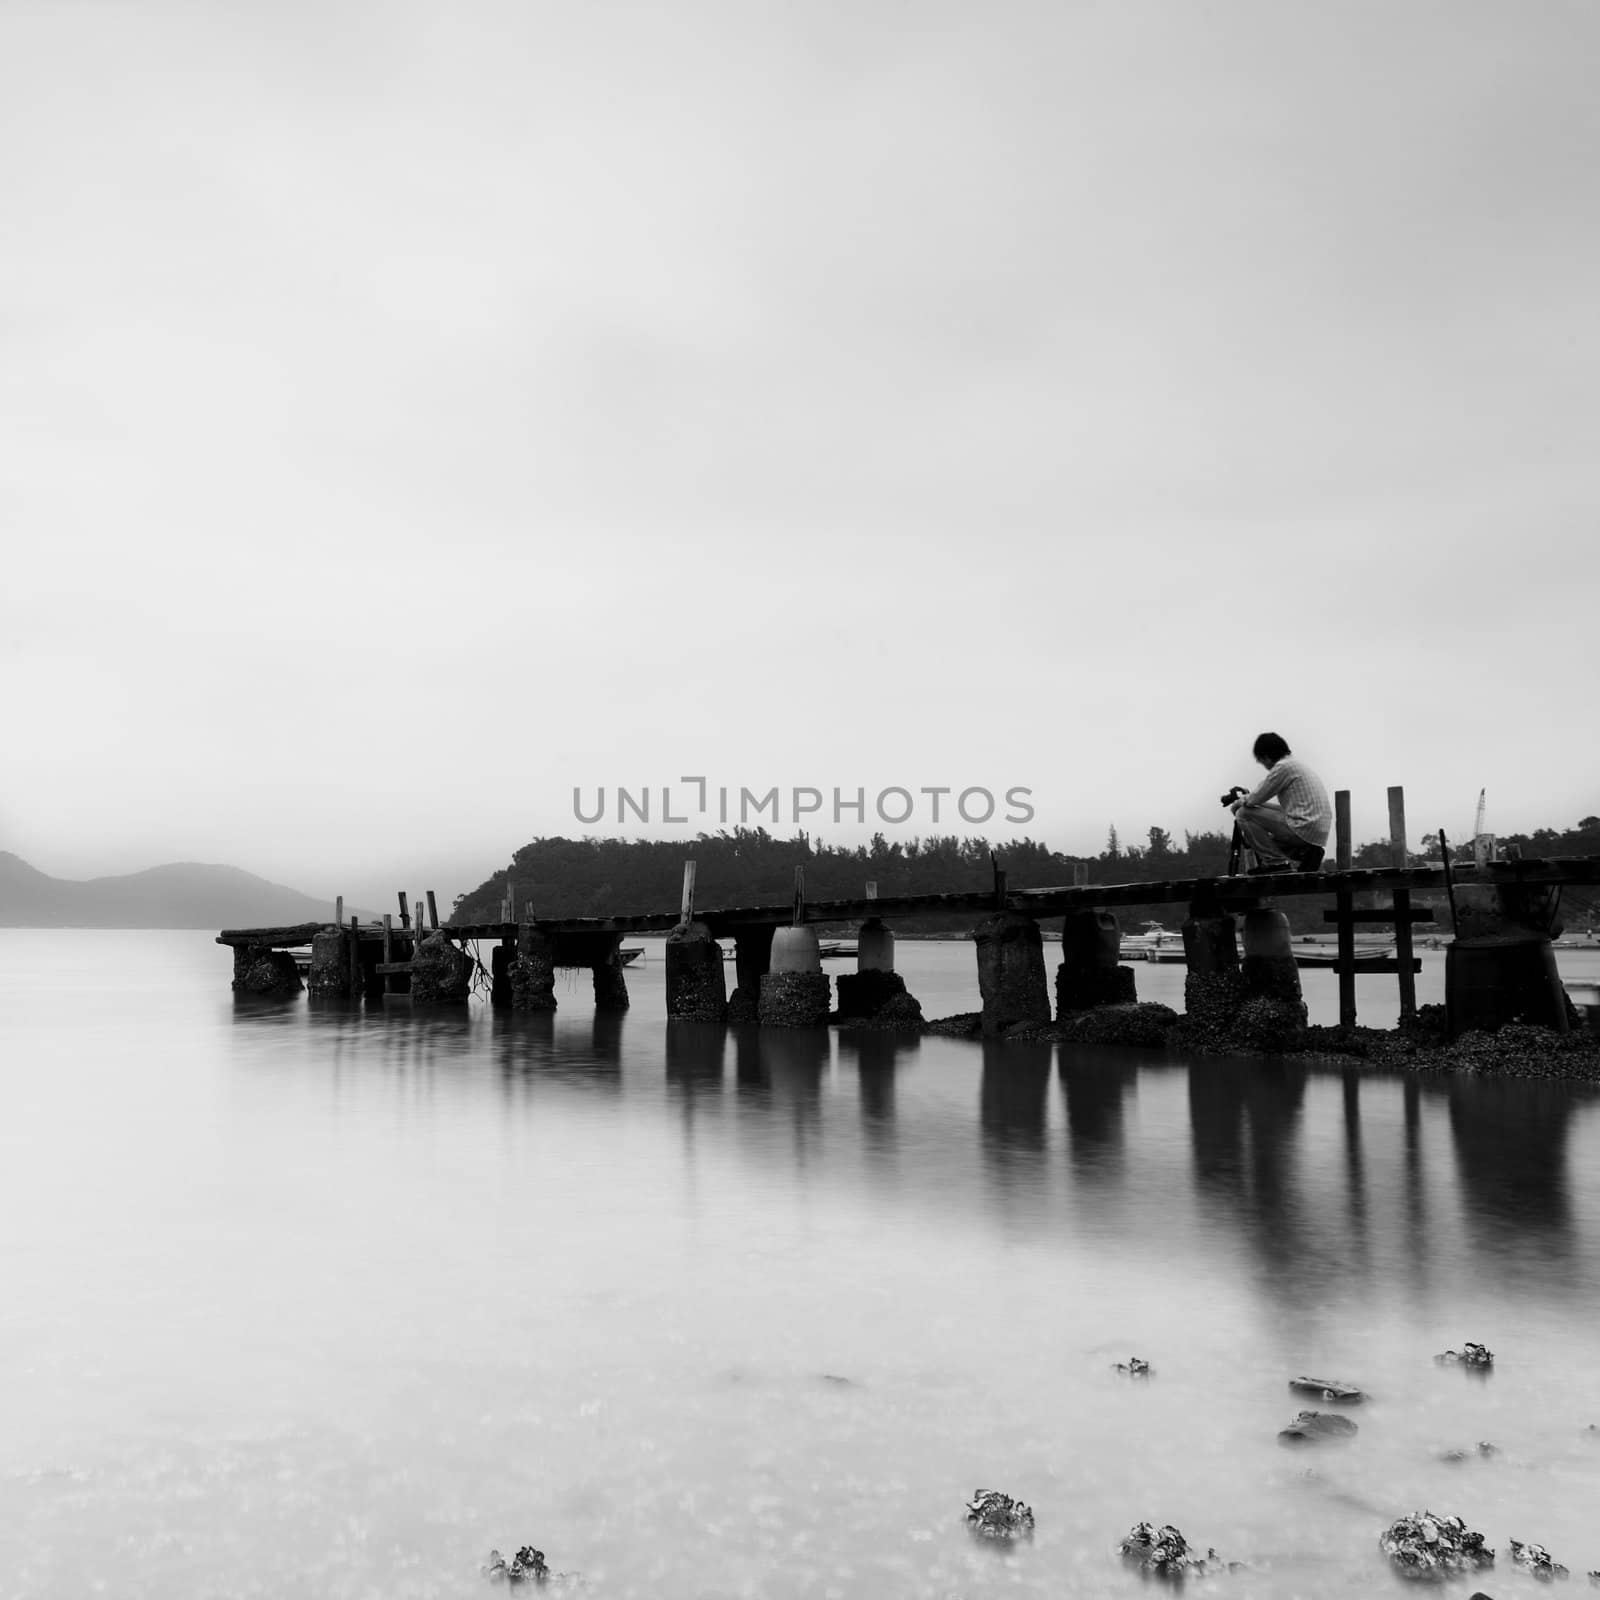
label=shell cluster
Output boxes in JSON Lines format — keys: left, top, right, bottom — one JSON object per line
{"left": 965, "top": 1489, "right": 1035, "bottom": 1541}
{"left": 1120, "top": 1521, "right": 1223, "bottom": 1579}
{"left": 482, "top": 1547, "right": 550, "bottom": 1585}
{"left": 1378, "top": 1512, "right": 1494, "bottom": 1579}
{"left": 1510, "top": 1539, "right": 1570, "bottom": 1580}
{"left": 1435, "top": 1341, "right": 1495, "bottom": 1368}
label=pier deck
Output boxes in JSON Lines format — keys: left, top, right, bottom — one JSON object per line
{"left": 217, "top": 856, "right": 1600, "bottom": 948}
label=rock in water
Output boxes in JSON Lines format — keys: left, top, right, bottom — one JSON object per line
{"left": 482, "top": 1546, "right": 550, "bottom": 1584}
{"left": 1278, "top": 1410, "right": 1358, "bottom": 1445}
{"left": 1435, "top": 1341, "right": 1495, "bottom": 1369}
{"left": 1289, "top": 1375, "right": 1366, "bottom": 1403}
{"left": 1120, "top": 1522, "right": 1223, "bottom": 1579}
{"left": 1510, "top": 1539, "right": 1569, "bottom": 1580}
{"left": 965, "top": 1490, "right": 1034, "bottom": 1541}
{"left": 1114, "top": 1356, "right": 1152, "bottom": 1376}
{"left": 1379, "top": 1512, "right": 1494, "bottom": 1580}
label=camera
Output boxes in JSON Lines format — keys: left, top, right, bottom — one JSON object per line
{"left": 1219, "top": 785, "right": 1249, "bottom": 808}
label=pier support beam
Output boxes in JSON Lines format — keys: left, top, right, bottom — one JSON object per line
{"left": 591, "top": 933, "right": 631, "bottom": 1013}
{"left": 1055, "top": 909, "right": 1137, "bottom": 1017}
{"left": 490, "top": 940, "right": 514, "bottom": 1008}
{"left": 308, "top": 926, "right": 352, "bottom": 998}
{"left": 835, "top": 918, "right": 923, "bottom": 1024}
{"left": 1181, "top": 902, "right": 1244, "bottom": 1043}
{"left": 666, "top": 921, "right": 727, "bottom": 1021}
{"left": 973, "top": 911, "right": 1051, "bottom": 1035}
{"left": 411, "top": 932, "right": 472, "bottom": 1005}
{"left": 1240, "top": 909, "right": 1303, "bottom": 1005}
{"left": 231, "top": 943, "right": 303, "bottom": 996}
{"left": 511, "top": 926, "right": 557, "bottom": 1012}
{"left": 1447, "top": 883, "right": 1570, "bottom": 1038}
{"left": 729, "top": 925, "right": 774, "bottom": 1023}
{"left": 759, "top": 927, "right": 831, "bottom": 1027}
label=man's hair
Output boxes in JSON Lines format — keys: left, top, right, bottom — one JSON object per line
{"left": 1252, "top": 731, "right": 1291, "bottom": 764}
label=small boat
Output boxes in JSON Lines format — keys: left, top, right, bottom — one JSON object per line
{"left": 1120, "top": 922, "right": 1180, "bottom": 961}
{"left": 620, "top": 947, "right": 644, "bottom": 967}
{"left": 818, "top": 941, "right": 858, "bottom": 960}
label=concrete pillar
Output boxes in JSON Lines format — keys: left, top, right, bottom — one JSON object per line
{"left": 231, "top": 943, "right": 303, "bottom": 996}
{"left": 1055, "top": 909, "right": 1137, "bottom": 1017}
{"left": 973, "top": 911, "right": 1051, "bottom": 1035}
{"left": 411, "top": 932, "right": 472, "bottom": 1005}
{"left": 759, "top": 926, "right": 831, "bottom": 1026}
{"left": 490, "top": 940, "right": 514, "bottom": 1008}
{"left": 729, "top": 925, "right": 774, "bottom": 1023}
{"left": 665, "top": 920, "right": 727, "bottom": 1021}
{"left": 1240, "top": 908, "right": 1303, "bottom": 1005}
{"left": 835, "top": 917, "right": 922, "bottom": 1022}
{"left": 1447, "top": 883, "right": 1570, "bottom": 1037}
{"left": 857, "top": 917, "right": 895, "bottom": 972}
{"left": 307, "top": 927, "right": 352, "bottom": 998}
{"left": 511, "top": 926, "right": 557, "bottom": 1012}
{"left": 591, "top": 933, "right": 631, "bottom": 1013}
{"left": 1182, "top": 902, "right": 1244, "bottom": 1042}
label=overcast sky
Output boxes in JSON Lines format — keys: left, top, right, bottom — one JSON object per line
{"left": 3, "top": 0, "right": 1596, "bottom": 912}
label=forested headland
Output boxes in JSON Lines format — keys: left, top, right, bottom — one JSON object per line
{"left": 451, "top": 817, "right": 1600, "bottom": 935}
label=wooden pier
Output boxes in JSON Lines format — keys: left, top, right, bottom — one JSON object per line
{"left": 218, "top": 782, "right": 1600, "bottom": 1046}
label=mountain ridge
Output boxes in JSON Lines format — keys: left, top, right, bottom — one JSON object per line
{"left": 0, "top": 851, "right": 354, "bottom": 929}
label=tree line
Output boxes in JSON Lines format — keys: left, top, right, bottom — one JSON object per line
{"left": 450, "top": 816, "right": 1597, "bottom": 933}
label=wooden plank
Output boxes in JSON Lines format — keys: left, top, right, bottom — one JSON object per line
{"left": 382, "top": 914, "right": 393, "bottom": 996}
{"left": 1302, "top": 957, "right": 1423, "bottom": 976}
{"left": 1323, "top": 907, "right": 1437, "bottom": 923}
{"left": 1334, "top": 790, "right": 1356, "bottom": 1028}
{"left": 215, "top": 922, "right": 325, "bottom": 947}
{"left": 681, "top": 860, "right": 697, "bottom": 923}
{"left": 376, "top": 961, "right": 414, "bottom": 975}
{"left": 1389, "top": 787, "right": 1416, "bottom": 1022}
{"left": 426, "top": 890, "right": 439, "bottom": 930}
{"left": 793, "top": 866, "right": 806, "bottom": 926}
{"left": 398, "top": 891, "right": 411, "bottom": 930}
{"left": 335, "top": 895, "right": 343, "bottom": 926}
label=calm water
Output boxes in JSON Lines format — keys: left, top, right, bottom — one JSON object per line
{"left": 4, "top": 931, "right": 1600, "bottom": 1598}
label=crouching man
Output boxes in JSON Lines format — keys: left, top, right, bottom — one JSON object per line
{"left": 1229, "top": 732, "right": 1331, "bottom": 873}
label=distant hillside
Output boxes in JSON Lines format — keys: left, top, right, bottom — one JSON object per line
{"left": 0, "top": 852, "right": 349, "bottom": 929}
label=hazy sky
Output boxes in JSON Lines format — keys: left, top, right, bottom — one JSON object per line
{"left": 3, "top": 0, "right": 1596, "bottom": 912}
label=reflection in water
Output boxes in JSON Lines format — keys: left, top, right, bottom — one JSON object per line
{"left": 1059, "top": 1053, "right": 1138, "bottom": 1184}
{"left": 1447, "top": 1076, "right": 1576, "bottom": 1266}
{"left": 665, "top": 1020, "right": 727, "bottom": 1097}
{"left": 835, "top": 1030, "right": 915, "bottom": 1139}
{"left": 1188, "top": 1060, "right": 1311, "bottom": 1278}
{"left": 760, "top": 1028, "right": 830, "bottom": 1162}
{"left": 979, "top": 1039, "right": 1053, "bottom": 1153}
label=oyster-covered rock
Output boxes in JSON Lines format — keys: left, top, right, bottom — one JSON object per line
{"left": 1435, "top": 1342, "right": 1495, "bottom": 1368}
{"left": 1379, "top": 1512, "right": 1494, "bottom": 1580}
{"left": 482, "top": 1546, "right": 549, "bottom": 1585}
{"left": 1510, "top": 1539, "right": 1569, "bottom": 1580}
{"left": 965, "top": 1489, "right": 1034, "bottom": 1541}
{"left": 1120, "top": 1521, "right": 1223, "bottom": 1579}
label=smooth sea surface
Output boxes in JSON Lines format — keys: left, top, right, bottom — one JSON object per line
{"left": 5, "top": 930, "right": 1600, "bottom": 1598}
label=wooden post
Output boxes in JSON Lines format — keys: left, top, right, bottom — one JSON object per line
{"left": 991, "top": 851, "right": 1007, "bottom": 910}
{"left": 335, "top": 895, "right": 343, "bottom": 927}
{"left": 426, "top": 890, "right": 439, "bottom": 930}
{"left": 508, "top": 883, "right": 516, "bottom": 922}
{"left": 348, "top": 915, "right": 361, "bottom": 996}
{"left": 680, "top": 860, "right": 697, "bottom": 924}
{"left": 793, "top": 866, "right": 805, "bottom": 926}
{"left": 1073, "top": 862, "right": 1088, "bottom": 888}
{"left": 1388, "top": 785, "right": 1417, "bottom": 1022}
{"left": 866, "top": 880, "right": 877, "bottom": 900}
{"left": 382, "top": 913, "right": 394, "bottom": 996}
{"left": 1335, "top": 790, "right": 1356, "bottom": 1029}
{"left": 397, "top": 892, "right": 410, "bottom": 931}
